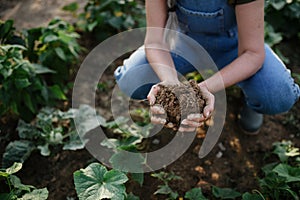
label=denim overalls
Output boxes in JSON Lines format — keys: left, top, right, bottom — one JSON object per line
{"left": 114, "top": 0, "right": 300, "bottom": 114}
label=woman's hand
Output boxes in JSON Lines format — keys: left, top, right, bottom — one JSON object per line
{"left": 181, "top": 82, "right": 215, "bottom": 132}
{"left": 147, "top": 81, "right": 215, "bottom": 132}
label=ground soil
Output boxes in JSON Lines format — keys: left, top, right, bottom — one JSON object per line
{"left": 1, "top": 1, "right": 300, "bottom": 200}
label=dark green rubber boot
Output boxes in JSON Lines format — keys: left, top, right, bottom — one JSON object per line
{"left": 238, "top": 105, "right": 263, "bottom": 135}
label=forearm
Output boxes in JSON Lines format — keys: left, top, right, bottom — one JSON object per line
{"left": 144, "top": 0, "right": 179, "bottom": 83}
{"left": 200, "top": 50, "right": 265, "bottom": 93}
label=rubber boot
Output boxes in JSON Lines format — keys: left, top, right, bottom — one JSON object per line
{"left": 238, "top": 105, "right": 263, "bottom": 135}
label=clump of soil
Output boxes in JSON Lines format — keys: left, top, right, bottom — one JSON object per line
{"left": 154, "top": 80, "right": 206, "bottom": 130}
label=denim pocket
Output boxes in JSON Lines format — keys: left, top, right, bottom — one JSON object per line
{"left": 176, "top": 3, "right": 224, "bottom": 34}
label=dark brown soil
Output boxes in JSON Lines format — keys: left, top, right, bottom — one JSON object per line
{"left": 154, "top": 80, "right": 205, "bottom": 130}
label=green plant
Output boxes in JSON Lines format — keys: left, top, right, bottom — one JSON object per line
{"left": 184, "top": 188, "right": 208, "bottom": 200}
{"left": 212, "top": 186, "right": 242, "bottom": 199}
{"left": 77, "top": 0, "right": 146, "bottom": 41}
{"left": 100, "top": 115, "right": 152, "bottom": 172}
{"left": 265, "top": 0, "right": 300, "bottom": 39}
{"left": 151, "top": 171, "right": 182, "bottom": 200}
{"left": 24, "top": 18, "right": 81, "bottom": 86}
{"left": 258, "top": 140, "right": 300, "bottom": 200}
{"left": 0, "top": 44, "right": 57, "bottom": 120}
{"left": 0, "top": 162, "right": 48, "bottom": 200}
{"left": 73, "top": 162, "right": 139, "bottom": 200}
{"left": 2, "top": 104, "right": 104, "bottom": 168}
{"left": 0, "top": 20, "right": 24, "bottom": 46}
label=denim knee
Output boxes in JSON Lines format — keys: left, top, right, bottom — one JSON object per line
{"left": 246, "top": 81, "right": 300, "bottom": 115}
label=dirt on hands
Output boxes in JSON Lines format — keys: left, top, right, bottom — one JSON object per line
{"left": 154, "top": 80, "right": 206, "bottom": 130}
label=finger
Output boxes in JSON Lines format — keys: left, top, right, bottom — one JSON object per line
{"left": 150, "top": 105, "right": 165, "bottom": 115}
{"left": 151, "top": 116, "right": 166, "bottom": 125}
{"left": 187, "top": 113, "right": 206, "bottom": 123}
{"left": 147, "top": 84, "right": 160, "bottom": 105}
{"left": 202, "top": 91, "right": 215, "bottom": 118}
{"left": 181, "top": 119, "right": 203, "bottom": 128}
{"left": 179, "top": 126, "right": 196, "bottom": 132}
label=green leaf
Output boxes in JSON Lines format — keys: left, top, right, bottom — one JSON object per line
{"left": 154, "top": 185, "right": 173, "bottom": 195}
{"left": 125, "top": 193, "right": 140, "bottom": 200}
{"left": 130, "top": 173, "right": 144, "bottom": 186}
{"left": 109, "top": 150, "right": 145, "bottom": 173}
{"left": 108, "top": 17, "right": 123, "bottom": 30}
{"left": 43, "top": 34, "right": 58, "bottom": 43}
{"left": 19, "top": 188, "right": 49, "bottom": 200}
{"left": 17, "top": 120, "right": 43, "bottom": 140}
{"left": 185, "top": 188, "right": 208, "bottom": 200}
{"left": 31, "top": 64, "right": 56, "bottom": 74}
{"left": 2, "top": 140, "right": 36, "bottom": 168}
{"left": 273, "top": 141, "right": 300, "bottom": 162}
{"left": 63, "top": 131, "right": 84, "bottom": 151}
{"left": 54, "top": 47, "right": 67, "bottom": 61}
{"left": 271, "top": 0, "right": 286, "bottom": 10}
{"left": 273, "top": 163, "right": 300, "bottom": 182}
{"left": 87, "top": 21, "right": 98, "bottom": 32}
{"left": 5, "top": 162, "right": 23, "bottom": 175}
{"left": 74, "top": 104, "right": 106, "bottom": 139}
{"left": 23, "top": 93, "right": 36, "bottom": 113}
{"left": 49, "top": 85, "right": 67, "bottom": 100}
{"left": 14, "top": 78, "right": 31, "bottom": 89}
{"left": 37, "top": 143, "right": 51, "bottom": 156}
{"left": 10, "top": 175, "right": 34, "bottom": 192}
{"left": 212, "top": 186, "right": 242, "bottom": 199}
{"left": 242, "top": 192, "right": 264, "bottom": 200}
{"left": 74, "top": 163, "right": 128, "bottom": 200}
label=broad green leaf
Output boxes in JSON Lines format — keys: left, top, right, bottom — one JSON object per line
{"left": 212, "top": 186, "right": 242, "bottom": 199}
{"left": 273, "top": 163, "right": 300, "bottom": 182}
{"left": 109, "top": 150, "right": 145, "bottom": 173}
{"left": 10, "top": 175, "right": 34, "bottom": 192}
{"left": 130, "top": 173, "right": 144, "bottom": 186}
{"left": 5, "top": 162, "right": 22, "bottom": 175}
{"left": 2, "top": 140, "right": 35, "bottom": 168}
{"left": 185, "top": 188, "right": 208, "bottom": 200}
{"left": 154, "top": 185, "right": 173, "bottom": 195}
{"left": 17, "top": 120, "right": 43, "bottom": 140}
{"left": 272, "top": 141, "right": 300, "bottom": 162}
{"left": 74, "top": 104, "right": 106, "bottom": 138}
{"left": 19, "top": 188, "right": 49, "bottom": 200}
{"left": 74, "top": 163, "right": 128, "bottom": 200}
{"left": 108, "top": 17, "right": 123, "bottom": 30}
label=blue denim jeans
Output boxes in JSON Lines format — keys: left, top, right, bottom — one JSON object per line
{"left": 114, "top": 0, "right": 300, "bottom": 115}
